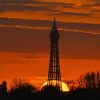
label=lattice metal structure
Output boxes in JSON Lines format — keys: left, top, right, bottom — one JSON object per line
{"left": 47, "top": 18, "right": 62, "bottom": 90}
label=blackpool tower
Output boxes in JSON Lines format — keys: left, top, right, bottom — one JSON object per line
{"left": 47, "top": 18, "right": 62, "bottom": 90}
{"left": 41, "top": 19, "right": 69, "bottom": 92}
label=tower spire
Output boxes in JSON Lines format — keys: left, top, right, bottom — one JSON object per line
{"left": 52, "top": 18, "right": 57, "bottom": 30}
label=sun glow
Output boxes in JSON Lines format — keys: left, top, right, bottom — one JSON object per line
{"left": 41, "top": 80, "right": 69, "bottom": 92}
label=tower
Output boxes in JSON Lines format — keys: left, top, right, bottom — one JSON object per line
{"left": 47, "top": 18, "right": 62, "bottom": 90}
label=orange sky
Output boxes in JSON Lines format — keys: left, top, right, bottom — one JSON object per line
{"left": 0, "top": 0, "right": 100, "bottom": 89}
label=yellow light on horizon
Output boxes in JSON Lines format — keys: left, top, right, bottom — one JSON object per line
{"left": 41, "top": 80, "right": 69, "bottom": 92}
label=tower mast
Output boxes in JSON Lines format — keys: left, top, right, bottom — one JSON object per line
{"left": 48, "top": 18, "right": 61, "bottom": 89}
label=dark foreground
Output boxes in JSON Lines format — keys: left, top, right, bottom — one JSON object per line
{"left": 1, "top": 89, "right": 100, "bottom": 100}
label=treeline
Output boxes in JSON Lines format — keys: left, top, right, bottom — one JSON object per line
{"left": 77, "top": 71, "right": 100, "bottom": 89}
{"left": 1, "top": 71, "right": 100, "bottom": 100}
{"left": 67, "top": 71, "right": 100, "bottom": 90}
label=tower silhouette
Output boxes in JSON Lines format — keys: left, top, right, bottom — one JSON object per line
{"left": 47, "top": 18, "right": 62, "bottom": 90}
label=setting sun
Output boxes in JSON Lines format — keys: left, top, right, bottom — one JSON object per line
{"left": 41, "top": 80, "right": 69, "bottom": 92}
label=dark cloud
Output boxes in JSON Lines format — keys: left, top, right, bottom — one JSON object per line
{"left": 0, "top": 15, "right": 99, "bottom": 59}
{"left": 0, "top": 0, "right": 74, "bottom": 6}
{"left": 81, "top": 3, "right": 100, "bottom": 7}
{"left": 0, "top": 0, "right": 38, "bottom": 4}
{"left": 46, "top": 2, "right": 75, "bottom": 8}
{"left": 0, "top": 4, "right": 60, "bottom": 13}
{"left": 85, "top": 0, "right": 100, "bottom": 4}
{"left": 0, "top": 17, "right": 99, "bottom": 34}
{"left": 0, "top": 26, "right": 100, "bottom": 59}
{"left": 91, "top": 9, "right": 100, "bottom": 13}
{"left": 81, "top": 0, "right": 100, "bottom": 7}
{"left": 92, "top": 0, "right": 100, "bottom": 3}
{"left": 0, "top": 17, "right": 51, "bottom": 27}
{"left": 0, "top": 0, "right": 45, "bottom": 13}
{"left": 0, "top": 0, "right": 75, "bottom": 14}
{"left": 0, "top": 4, "right": 89, "bottom": 17}
{"left": 0, "top": 27, "right": 49, "bottom": 53}
{"left": 0, "top": 0, "right": 99, "bottom": 16}
{"left": 60, "top": 30, "right": 100, "bottom": 59}
{"left": 59, "top": 11, "right": 90, "bottom": 17}
{"left": 58, "top": 21, "right": 100, "bottom": 34}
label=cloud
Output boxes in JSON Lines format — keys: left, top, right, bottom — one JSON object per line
{"left": 59, "top": 11, "right": 90, "bottom": 17}
{"left": 91, "top": 0, "right": 100, "bottom": 3}
{"left": 81, "top": 3, "right": 100, "bottom": 7}
{"left": 0, "top": 0, "right": 38, "bottom": 4}
{"left": 0, "top": 0, "right": 49, "bottom": 13}
{"left": 0, "top": 27, "right": 49, "bottom": 53}
{"left": 60, "top": 30, "right": 100, "bottom": 59}
{"left": 0, "top": 17, "right": 51, "bottom": 27}
{"left": 58, "top": 21, "right": 100, "bottom": 34}
{"left": 0, "top": 4, "right": 59, "bottom": 13}
{"left": 80, "top": 0, "right": 100, "bottom": 7}
{"left": 21, "top": 53, "right": 49, "bottom": 60}
{"left": 0, "top": 0, "right": 75, "bottom": 13}
{"left": 0, "top": 0, "right": 98, "bottom": 19}
{"left": 0, "top": 17, "right": 100, "bottom": 34}
{"left": 0, "top": 52, "right": 32, "bottom": 65}
{"left": 46, "top": 2, "right": 75, "bottom": 8}
{"left": 91, "top": 9, "right": 100, "bottom": 13}
{"left": 0, "top": 52, "right": 49, "bottom": 65}
{"left": 0, "top": 16, "right": 99, "bottom": 60}
{"left": 0, "top": 0, "right": 85, "bottom": 18}
{"left": 0, "top": 24, "right": 100, "bottom": 59}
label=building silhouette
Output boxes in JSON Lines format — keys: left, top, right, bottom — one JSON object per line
{"left": 0, "top": 81, "right": 7, "bottom": 99}
{"left": 47, "top": 18, "right": 62, "bottom": 91}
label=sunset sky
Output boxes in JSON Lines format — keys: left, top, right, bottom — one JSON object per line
{"left": 0, "top": 0, "right": 100, "bottom": 89}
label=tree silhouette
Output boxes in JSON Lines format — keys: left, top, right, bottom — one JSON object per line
{"left": 8, "top": 79, "right": 37, "bottom": 100}
{"left": 77, "top": 71, "right": 100, "bottom": 89}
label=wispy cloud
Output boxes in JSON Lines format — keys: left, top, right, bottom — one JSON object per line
{"left": 0, "top": 0, "right": 74, "bottom": 13}
{"left": 0, "top": 17, "right": 100, "bottom": 34}
{"left": 0, "top": 25, "right": 100, "bottom": 59}
{"left": 0, "top": 0, "right": 98, "bottom": 18}
{"left": 0, "top": 0, "right": 38, "bottom": 4}
{"left": 58, "top": 11, "right": 90, "bottom": 17}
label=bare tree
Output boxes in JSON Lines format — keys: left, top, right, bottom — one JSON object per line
{"left": 77, "top": 71, "right": 100, "bottom": 89}
{"left": 9, "top": 78, "right": 37, "bottom": 94}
